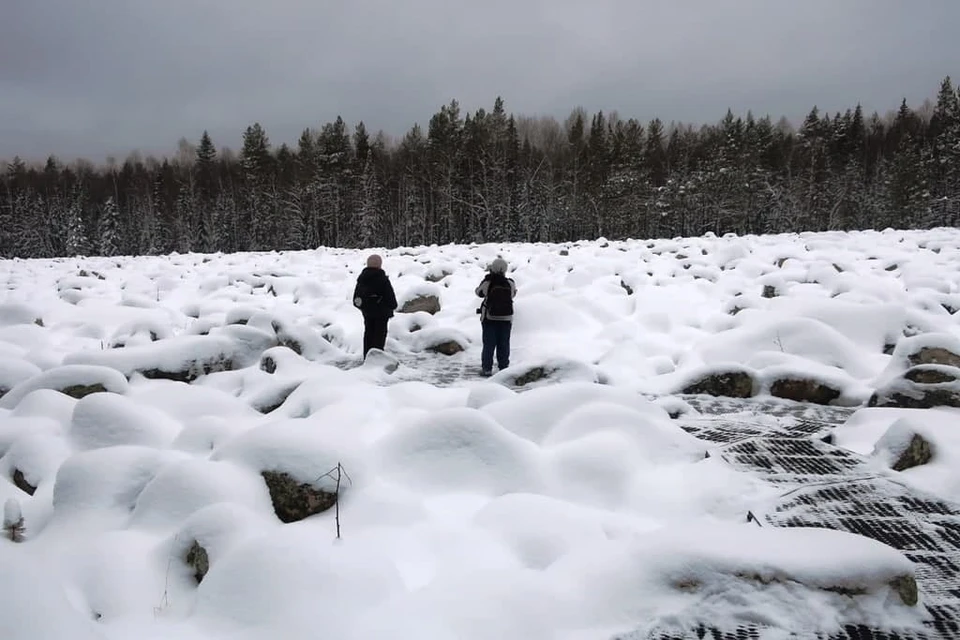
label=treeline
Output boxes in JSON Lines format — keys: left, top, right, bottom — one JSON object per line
{"left": 2, "top": 77, "right": 959, "bottom": 259}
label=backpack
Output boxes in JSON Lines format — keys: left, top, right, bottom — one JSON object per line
{"left": 353, "top": 283, "right": 382, "bottom": 312}
{"left": 485, "top": 276, "right": 513, "bottom": 317}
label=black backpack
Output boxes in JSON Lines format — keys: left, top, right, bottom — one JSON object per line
{"left": 485, "top": 276, "right": 513, "bottom": 316}
{"left": 353, "top": 282, "right": 382, "bottom": 312}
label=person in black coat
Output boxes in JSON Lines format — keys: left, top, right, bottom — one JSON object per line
{"left": 352, "top": 254, "right": 398, "bottom": 358}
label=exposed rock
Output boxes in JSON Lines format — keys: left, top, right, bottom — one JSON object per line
{"left": 427, "top": 340, "right": 465, "bottom": 356}
{"left": 908, "top": 346, "right": 960, "bottom": 368}
{"left": 762, "top": 285, "right": 778, "bottom": 298}
{"left": 890, "top": 574, "right": 919, "bottom": 607}
{"left": 185, "top": 540, "right": 210, "bottom": 584}
{"left": 769, "top": 377, "right": 842, "bottom": 406}
{"left": 400, "top": 294, "right": 441, "bottom": 315}
{"left": 514, "top": 367, "right": 548, "bottom": 386}
{"left": 891, "top": 433, "right": 934, "bottom": 472}
{"left": 250, "top": 382, "right": 301, "bottom": 414}
{"left": 883, "top": 343, "right": 897, "bottom": 355}
{"left": 260, "top": 354, "right": 278, "bottom": 374}
{"left": 141, "top": 355, "right": 234, "bottom": 383}
{"left": 682, "top": 370, "right": 756, "bottom": 399}
{"left": 59, "top": 383, "right": 109, "bottom": 399}
{"left": 261, "top": 470, "right": 337, "bottom": 524}
{"left": 868, "top": 378, "right": 960, "bottom": 409}
{"left": 361, "top": 349, "right": 399, "bottom": 374}
{"left": 621, "top": 280, "right": 634, "bottom": 295}
{"left": 12, "top": 469, "right": 36, "bottom": 496}
{"left": 559, "top": 249, "right": 569, "bottom": 256}
{"left": 904, "top": 365, "right": 959, "bottom": 384}
{"left": 885, "top": 264, "right": 898, "bottom": 272}
{"left": 425, "top": 269, "right": 452, "bottom": 283}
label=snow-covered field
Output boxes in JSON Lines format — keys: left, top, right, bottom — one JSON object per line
{"left": 2, "top": 229, "right": 960, "bottom": 639}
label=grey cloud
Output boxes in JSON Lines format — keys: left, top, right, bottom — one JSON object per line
{"left": 1, "top": 0, "right": 957, "bottom": 162}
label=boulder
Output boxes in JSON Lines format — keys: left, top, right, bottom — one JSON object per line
{"left": 427, "top": 340, "right": 465, "bottom": 356}
{"left": 60, "top": 383, "right": 109, "bottom": 400}
{"left": 400, "top": 294, "right": 441, "bottom": 315}
{"left": 249, "top": 382, "right": 301, "bottom": 414}
{"left": 493, "top": 358, "right": 600, "bottom": 389}
{"left": 682, "top": 370, "right": 756, "bottom": 399}
{"left": 261, "top": 470, "right": 337, "bottom": 524}
{"left": 868, "top": 372, "right": 960, "bottom": 409}
{"left": 361, "top": 349, "right": 399, "bottom": 374}
{"left": 12, "top": 469, "right": 36, "bottom": 496}
{"left": 904, "top": 365, "right": 959, "bottom": 385}
{"left": 891, "top": 433, "right": 934, "bottom": 472}
{"left": 769, "top": 377, "right": 842, "bottom": 406}
{"left": 185, "top": 540, "right": 210, "bottom": 584}
{"left": 907, "top": 347, "right": 960, "bottom": 368}
{"left": 762, "top": 285, "right": 778, "bottom": 298}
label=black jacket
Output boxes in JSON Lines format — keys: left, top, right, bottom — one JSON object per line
{"left": 353, "top": 267, "right": 398, "bottom": 318}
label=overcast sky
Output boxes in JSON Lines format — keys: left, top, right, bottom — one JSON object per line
{"left": 2, "top": 0, "right": 958, "bottom": 163}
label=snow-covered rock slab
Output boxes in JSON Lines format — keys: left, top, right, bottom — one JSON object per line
{"left": 0, "top": 365, "right": 129, "bottom": 409}
{"left": 64, "top": 335, "right": 248, "bottom": 383}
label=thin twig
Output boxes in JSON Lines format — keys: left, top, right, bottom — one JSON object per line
{"left": 315, "top": 462, "right": 352, "bottom": 540}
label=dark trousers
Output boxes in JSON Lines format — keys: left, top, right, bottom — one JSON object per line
{"left": 363, "top": 315, "right": 389, "bottom": 357}
{"left": 481, "top": 320, "right": 512, "bottom": 372}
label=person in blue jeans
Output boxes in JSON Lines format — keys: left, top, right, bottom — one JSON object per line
{"left": 475, "top": 257, "right": 517, "bottom": 376}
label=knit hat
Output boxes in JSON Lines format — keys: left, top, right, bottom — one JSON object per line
{"left": 488, "top": 257, "right": 508, "bottom": 274}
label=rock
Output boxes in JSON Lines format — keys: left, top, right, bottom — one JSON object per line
{"left": 868, "top": 379, "right": 960, "bottom": 409}
{"left": 424, "top": 269, "right": 452, "bottom": 283}
{"left": 185, "top": 540, "right": 209, "bottom": 584}
{"left": 559, "top": 249, "right": 569, "bottom": 256}
{"left": 682, "top": 370, "right": 756, "bottom": 399}
{"left": 400, "top": 294, "right": 441, "bottom": 315}
{"left": 12, "top": 469, "right": 36, "bottom": 496}
{"left": 620, "top": 280, "right": 633, "bottom": 295}
{"left": 762, "top": 285, "right": 778, "bottom": 298}
{"left": 769, "top": 377, "right": 842, "bottom": 406}
{"left": 59, "top": 383, "right": 109, "bottom": 400}
{"left": 891, "top": 433, "right": 934, "bottom": 472}
{"left": 514, "top": 367, "right": 548, "bottom": 386}
{"left": 427, "top": 340, "right": 465, "bottom": 356}
{"left": 261, "top": 470, "right": 338, "bottom": 524}
{"left": 904, "top": 365, "right": 959, "bottom": 384}
{"left": 361, "top": 349, "right": 399, "bottom": 374}
{"left": 250, "top": 382, "right": 301, "bottom": 414}
{"left": 908, "top": 346, "right": 960, "bottom": 368}
{"left": 141, "top": 355, "right": 234, "bottom": 384}
{"left": 890, "top": 574, "right": 919, "bottom": 607}
{"left": 260, "top": 354, "right": 278, "bottom": 374}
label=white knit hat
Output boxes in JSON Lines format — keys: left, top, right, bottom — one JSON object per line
{"left": 489, "top": 257, "right": 508, "bottom": 274}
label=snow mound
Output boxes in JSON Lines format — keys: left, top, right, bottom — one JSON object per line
{"left": 212, "top": 418, "right": 361, "bottom": 495}
{"left": 0, "top": 302, "right": 43, "bottom": 327}
{"left": 376, "top": 407, "right": 543, "bottom": 495}
{"left": 130, "top": 458, "right": 273, "bottom": 529}
{"left": 483, "top": 382, "right": 664, "bottom": 444}
{"left": 0, "top": 365, "right": 129, "bottom": 410}
{"left": 0, "top": 546, "right": 105, "bottom": 640}
{"left": 52, "top": 446, "right": 178, "bottom": 515}
{"left": 194, "top": 528, "right": 402, "bottom": 630}
{"left": 69, "top": 392, "right": 182, "bottom": 451}
{"left": 64, "top": 335, "right": 243, "bottom": 382}
{"left": 549, "top": 522, "right": 921, "bottom": 635}
{"left": 0, "top": 357, "right": 43, "bottom": 395}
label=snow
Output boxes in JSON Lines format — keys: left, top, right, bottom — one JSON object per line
{"left": 0, "top": 229, "right": 959, "bottom": 638}
{"left": 0, "top": 364, "right": 129, "bottom": 409}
